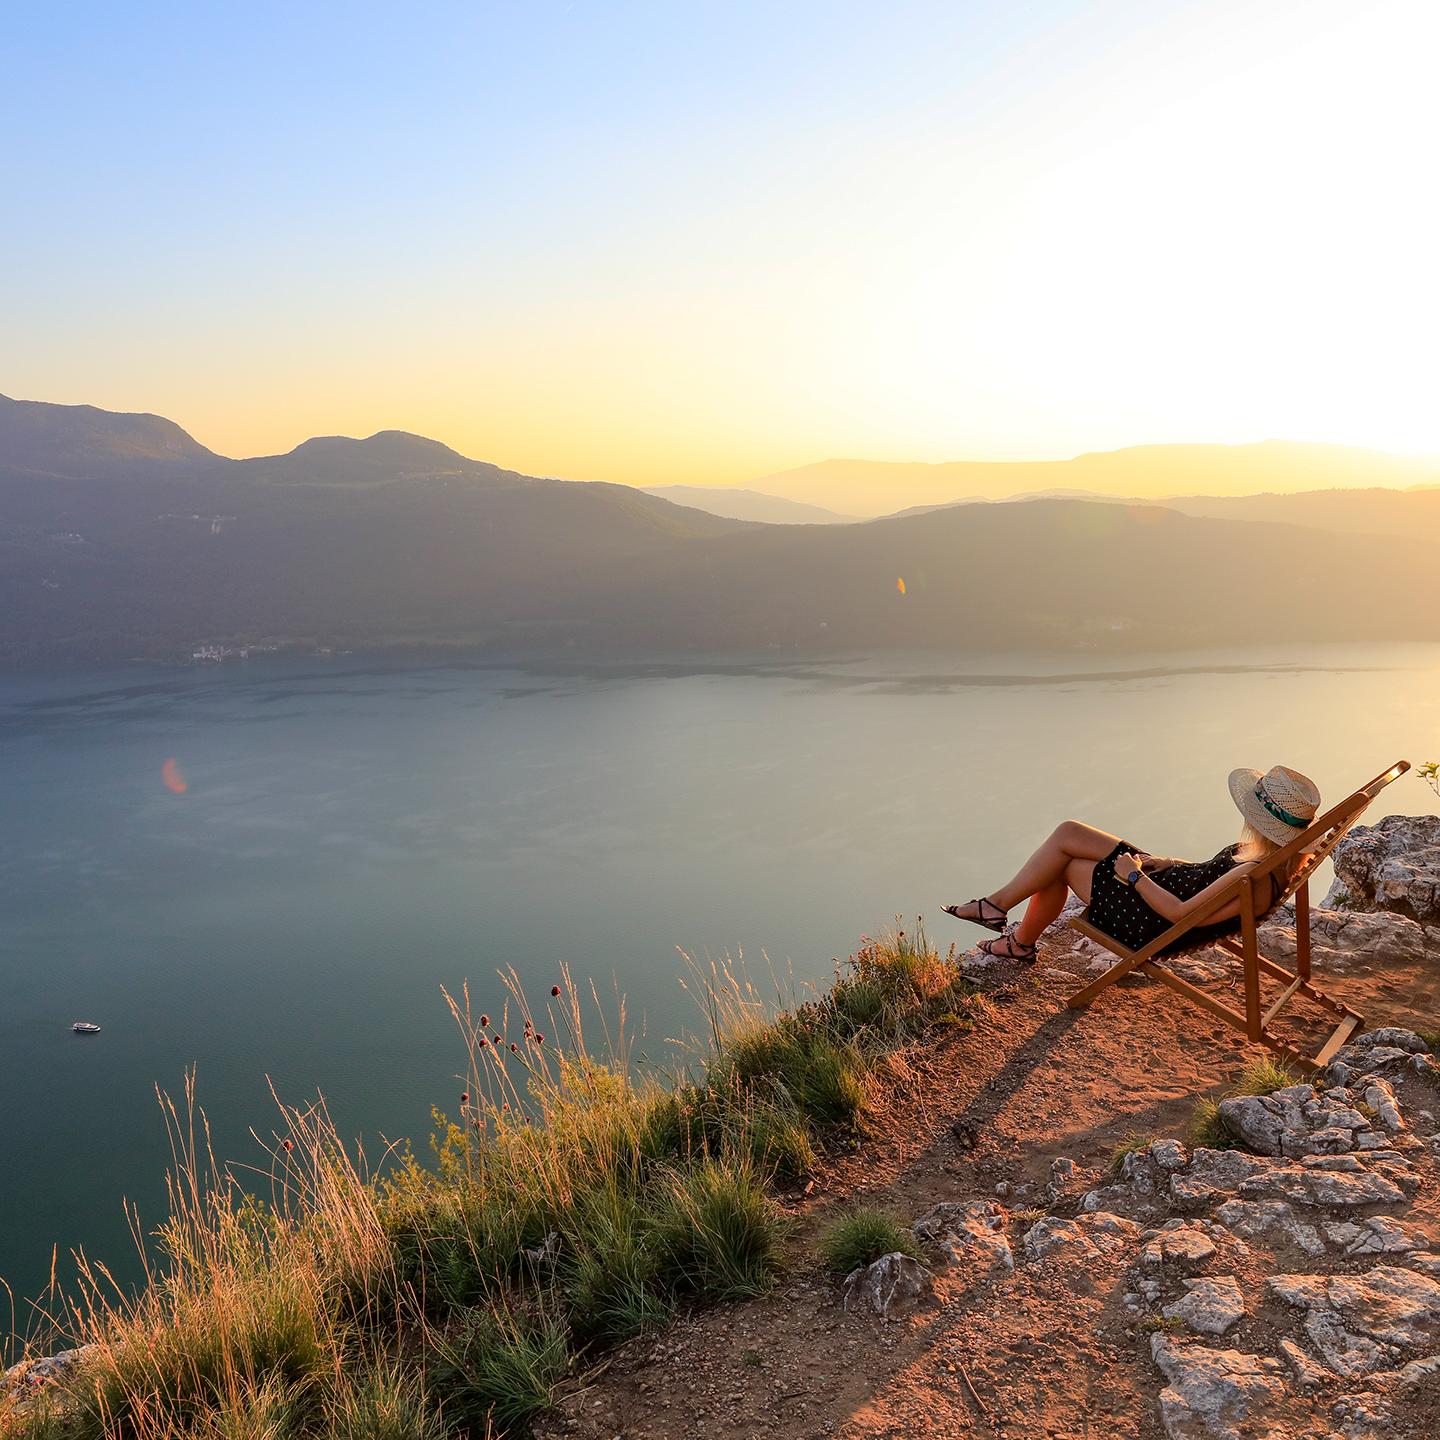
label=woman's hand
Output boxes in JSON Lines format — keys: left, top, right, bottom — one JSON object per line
{"left": 1112, "top": 850, "right": 1143, "bottom": 881}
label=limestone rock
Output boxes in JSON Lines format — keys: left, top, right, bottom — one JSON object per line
{"left": 1276, "top": 1337, "right": 1327, "bottom": 1394}
{"left": 1140, "top": 1224, "right": 1218, "bottom": 1273}
{"left": 1236, "top": 1153, "right": 1408, "bottom": 1210}
{"left": 1267, "top": 1265, "right": 1440, "bottom": 1378}
{"left": 1331, "top": 813, "right": 1440, "bottom": 926}
{"left": 910, "top": 1200, "right": 1013, "bottom": 1280}
{"left": 1214, "top": 1199, "right": 1325, "bottom": 1256}
{"left": 1359, "top": 1076, "right": 1405, "bottom": 1133}
{"left": 1330, "top": 1392, "right": 1395, "bottom": 1440}
{"left": 1321, "top": 1215, "right": 1427, "bottom": 1257}
{"left": 841, "top": 1252, "right": 933, "bottom": 1320}
{"left": 1149, "top": 1335, "right": 1286, "bottom": 1440}
{"left": 1151, "top": 1139, "right": 1189, "bottom": 1171}
{"left": 1169, "top": 1148, "right": 1272, "bottom": 1207}
{"left": 1022, "top": 1212, "right": 1139, "bottom": 1263}
{"left": 1349, "top": 1026, "right": 1433, "bottom": 1055}
{"left": 1261, "top": 907, "right": 1438, "bottom": 971}
{"left": 0, "top": 1347, "right": 94, "bottom": 1414}
{"left": 1162, "top": 1275, "right": 1246, "bottom": 1336}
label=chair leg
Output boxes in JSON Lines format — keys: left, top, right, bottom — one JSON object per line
{"left": 1240, "top": 876, "right": 1262, "bottom": 1042}
{"left": 1295, "top": 878, "right": 1311, "bottom": 982}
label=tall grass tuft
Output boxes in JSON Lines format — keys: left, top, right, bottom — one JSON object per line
{"left": 8, "top": 923, "right": 975, "bottom": 1439}
{"left": 1234, "top": 1057, "right": 1302, "bottom": 1097}
{"left": 818, "top": 1208, "right": 920, "bottom": 1274}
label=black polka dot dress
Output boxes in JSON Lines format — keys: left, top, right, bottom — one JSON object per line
{"left": 1086, "top": 840, "right": 1277, "bottom": 955}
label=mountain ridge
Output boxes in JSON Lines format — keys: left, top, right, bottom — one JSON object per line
{"left": 4, "top": 394, "right": 1440, "bottom": 666}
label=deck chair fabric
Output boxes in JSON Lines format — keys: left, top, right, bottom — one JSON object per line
{"left": 1065, "top": 761, "right": 1411, "bottom": 1072}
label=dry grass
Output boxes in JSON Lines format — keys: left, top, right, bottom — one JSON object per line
{"left": 4, "top": 923, "right": 978, "bottom": 1440}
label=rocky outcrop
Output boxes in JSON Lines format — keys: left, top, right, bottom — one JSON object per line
{"left": 1329, "top": 813, "right": 1440, "bottom": 925}
{"left": 1054, "top": 1029, "right": 1438, "bottom": 1438}
{"left": 1259, "top": 813, "right": 1440, "bottom": 968}
{"left": 1267, "top": 1266, "right": 1440, "bottom": 1378}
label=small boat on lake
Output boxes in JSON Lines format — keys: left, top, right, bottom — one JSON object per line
{"left": 71, "top": 1021, "right": 102, "bottom": 1034}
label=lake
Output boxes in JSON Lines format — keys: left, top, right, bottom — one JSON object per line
{"left": 3, "top": 645, "right": 1438, "bottom": 1332}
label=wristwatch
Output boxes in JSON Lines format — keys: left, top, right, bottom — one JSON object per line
{"left": 1125, "top": 867, "right": 1143, "bottom": 888}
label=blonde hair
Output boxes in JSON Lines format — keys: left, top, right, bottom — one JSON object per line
{"left": 1236, "top": 821, "right": 1303, "bottom": 917}
{"left": 1235, "top": 821, "right": 1278, "bottom": 864}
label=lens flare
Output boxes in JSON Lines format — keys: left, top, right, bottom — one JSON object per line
{"left": 896, "top": 577, "right": 906, "bottom": 595}
{"left": 161, "top": 758, "right": 188, "bottom": 794}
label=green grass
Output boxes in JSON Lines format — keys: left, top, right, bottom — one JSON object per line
{"left": 647, "top": 1159, "right": 786, "bottom": 1300}
{"left": 818, "top": 1208, "right": 921, "bottom": 1274}
{"left": 431, "top": 1311, "right": 571, "bottom": 1437}
{"left": 324, "top": 1362, "right": 446, "bottom": 1440}
{"left": 5, "top": 924, "right": 976, "bottom": 1440}
{"left": 1234, "top": 1057, "right": 1303, "bottom": 1097}
{"left": 1187, "top": 1099, "right": 1239, "bottom": 1151}
{"left": 1109, "top": 1132, "right": 1154, "bottom": 1175}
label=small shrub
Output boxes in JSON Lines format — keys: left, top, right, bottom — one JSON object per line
{"left": 1139, "top": 1315, "right": 1185, "bottom": 1335}
{"left": 1188, "top": 1099, "right": 1238, "bottom": 1150}
{"left": 1415, "top": 1028, "right": 1440, "bottom": 1053}
{"left": 648, "top": 1159, "right": 785, "bottom": 1300}
{"left": 431, "top": 1309, "right": 571, "bottom": 1437}
{"left": 818, "top": 1208, "right": 919, "bottom": 1275}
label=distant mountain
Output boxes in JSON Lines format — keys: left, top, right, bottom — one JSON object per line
{"left": 888, "top": 485, "right": 1440, "bottom": 541}
{"left": 752, "top": 442, "right": 1440, "bottom": 516}
{"left": 0, "top": 393, "right": 217, "bottom": 478}
{"left": 4, "top": 396, "right": 1440, "bottom": 665}
{"left": 1152, "top": 488, "right": 1440, "bottom": 541}
{"left": 643, "top": 485, "right": 859, "bottom": 525}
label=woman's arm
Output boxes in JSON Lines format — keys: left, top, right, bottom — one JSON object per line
{"left": 1111, "top": 851, "right": 1256, "bottom": 925}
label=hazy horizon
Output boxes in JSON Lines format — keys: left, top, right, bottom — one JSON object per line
{"left": 6, "top": 2, "right": 1439, "bottom": 487}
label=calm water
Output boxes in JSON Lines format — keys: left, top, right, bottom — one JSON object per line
{"left": 3, "top": 646, "right": 1438, "bottom": 1330}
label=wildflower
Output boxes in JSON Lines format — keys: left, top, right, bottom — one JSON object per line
{"left": 534, "top": 1034, "right": 544, "bottom": 1045}
{"left": 510, "top": 1042, "right": 518, "bottom": 1053}
{"left": 502, "top": 1102, "right": 510, "bottom": 1112}
{"left": 282, "top": 1139, "right": 293, "bottom": 1153}
{"left": 478, "top": 1037, "right": 488, "bottom": 1048}
{"left": 551, "top": 985, "right": 561, "bottom": 997}
{"left": 460, "top": 1092, "right": 469, "bottom": 1104}
{"left": 493, "top": 1033, "right": 502, "bottom": 1045}
{"left": 479, "top": 1014, "right": 490, "bottom": 1028}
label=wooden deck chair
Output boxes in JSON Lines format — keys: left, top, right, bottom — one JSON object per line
{"left": 1066, "top": 761, "right": 1411, "bottom": 1073}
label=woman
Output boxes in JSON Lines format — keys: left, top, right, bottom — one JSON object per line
{"left": 943, "top": 765, "right": 1320, "bottom": 962}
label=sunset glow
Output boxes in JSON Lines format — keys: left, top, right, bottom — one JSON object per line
{"left": 5, "top": 1, "right": 1439, "bottom": 483}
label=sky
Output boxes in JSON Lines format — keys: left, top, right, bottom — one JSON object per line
{"left": 3, "top": 0, "right": 1438, "bottom": 486}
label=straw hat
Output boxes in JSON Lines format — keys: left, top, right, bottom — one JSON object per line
{"left": 1227, "top": 764, "right": 1321, "bottom": 845}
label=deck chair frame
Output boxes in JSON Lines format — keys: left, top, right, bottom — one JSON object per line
{"left": 1066, "top": 761, "right": 1410, "bottom": 1073}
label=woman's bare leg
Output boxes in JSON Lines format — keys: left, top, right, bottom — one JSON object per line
{"left": 986, "top": 820, "right": 1121, "bottom": 913}
{"left": 1013, "top": 880, "right": 1069, "bottom": 946}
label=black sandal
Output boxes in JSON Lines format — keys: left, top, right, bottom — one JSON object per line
{"left": 942, "top": 897, "right": 1009, "bottom": 932}
{"left": 976, "top": 930, "right": 1038, "bottom": 963}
